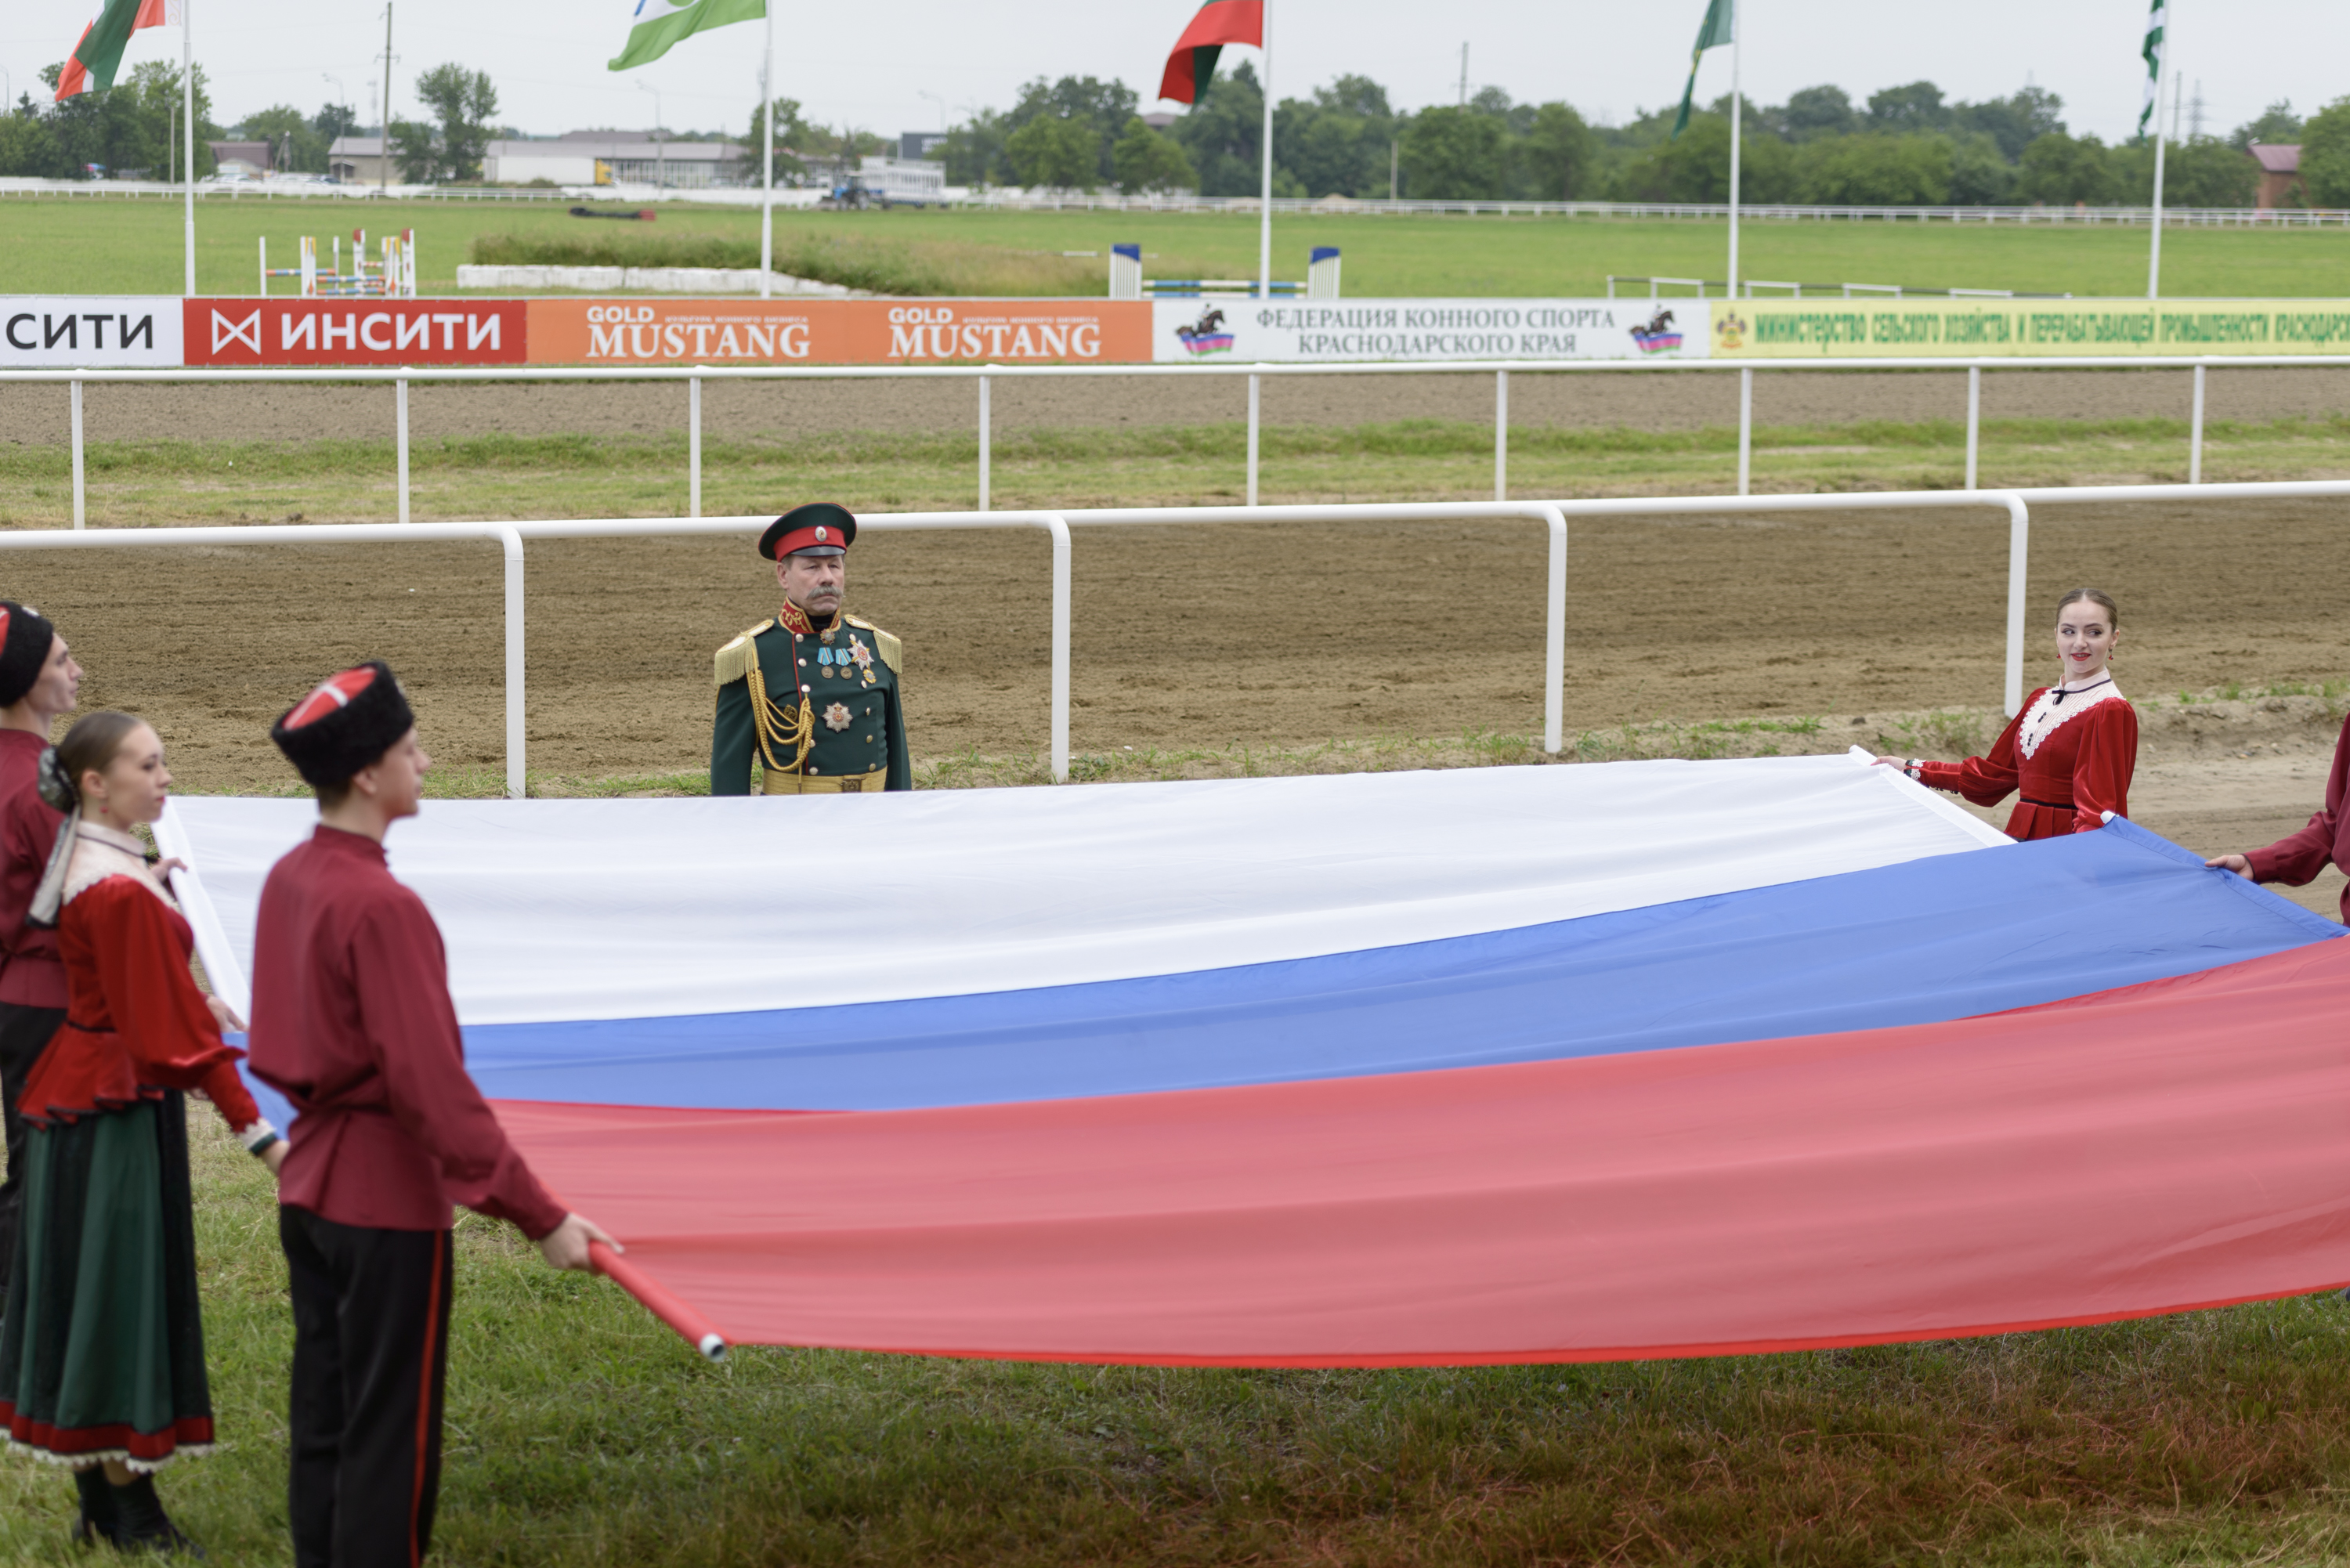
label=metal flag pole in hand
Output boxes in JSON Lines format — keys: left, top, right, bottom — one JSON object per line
{"left": 591, "top": 1240, "right": 730, "bottom": 1361}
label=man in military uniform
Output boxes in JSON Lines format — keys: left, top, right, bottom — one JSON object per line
{"left": 710, "top": 503, "right": 911, "bottom": 795}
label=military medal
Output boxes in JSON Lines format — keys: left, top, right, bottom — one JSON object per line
{"left": 823, "top": 702, "right": 851, "bottom": 732}
{"left": 850, "top": 638, "right": 874, "bottom": 671}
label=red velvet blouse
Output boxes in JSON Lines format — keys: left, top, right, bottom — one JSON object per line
{"left": 2247, "top": 710, "right": 2350, "bottom": 923}
{"left": 17, "top": 827, "right": 258, "bottom": 1130}
{"left": 1916, "top": 682, "right": 2138, "bottom": 842}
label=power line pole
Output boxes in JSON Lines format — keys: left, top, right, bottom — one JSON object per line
{"left": 1458, "top": 43, "right": 1468, "bottom": 107}
{"left": 2188, "top": 78, "right": 2204, "bottom": 139}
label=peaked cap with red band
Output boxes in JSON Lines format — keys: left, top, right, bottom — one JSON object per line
{"left": 0, "top": 602, "right": 57, "bottom": 710}
{"left": 269, "top": 660, "right": 417, "bottom": 786}
{"left": 758, "top": 503, "right": 858, "bottom": 562}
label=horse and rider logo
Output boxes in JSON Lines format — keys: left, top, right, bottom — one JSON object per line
{"left": 1629, "top": 307, "right": 1684, "bottom": 355}
{"left": 1173, "top": 306, "right": 1235, "bottom": 356}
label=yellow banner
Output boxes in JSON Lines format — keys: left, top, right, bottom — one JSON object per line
{"left": 1706, "top": 298, "right": 2350, "bottom": 358}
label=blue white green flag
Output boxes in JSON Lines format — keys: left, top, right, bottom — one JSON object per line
{"left": 2137, "top": 0, "right": 2166, "bottom": 137}
{"left": 609, "top": 0, "right": 763, "bottom": 72}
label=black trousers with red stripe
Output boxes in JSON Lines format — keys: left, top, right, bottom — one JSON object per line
{"left": 280, "top": 1205, "right": 454, "bottom": 1568}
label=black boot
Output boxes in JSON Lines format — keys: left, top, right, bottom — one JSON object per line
{"left": 71, "top": 1465, "right": 121, "bottom": 1547}
{"left": 107, "top": 1473, "right": 204, "bottom": 1558}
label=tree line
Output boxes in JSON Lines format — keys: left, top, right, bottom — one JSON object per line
{"left": 927, "top": 70, "right": 2350, "bottom": 208}
{"left": 2, "top": 63, "right": 221, "bottom": 180}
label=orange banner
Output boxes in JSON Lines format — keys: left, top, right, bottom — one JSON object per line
{"left": 524, "top": 298, "right": 1152, "bottom": 367}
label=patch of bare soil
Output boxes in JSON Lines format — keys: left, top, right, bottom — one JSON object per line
{"left": 3, "top": 366, "right": 2342, "bottom": 445}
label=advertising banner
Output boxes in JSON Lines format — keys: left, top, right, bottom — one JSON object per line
{"left": 181, "top": 299, "right": 529, "bottom": 367}
{"left": 1708, "top": 298, "right": 2350, "bottom": 358}
{"left": 523, "top": 298, "right": 1151, "bottom": 366}
{"left": 1149, "top": 298, "right": 1707, "bottom": 363}
{"left": 1, "top": 298, "right": 182, "bottom": 367}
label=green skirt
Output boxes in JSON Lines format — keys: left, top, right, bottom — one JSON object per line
{"left": 0, "top": 1093, "right": 215, "bottom": 1469}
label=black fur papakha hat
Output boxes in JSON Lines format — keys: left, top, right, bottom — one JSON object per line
{"left": 270, "top": 661, "right": 416, "bottom": 786}
{"left": 0, "top": 602, "right": 58, "bottom": 709}
{"left": 758, "top": 502, "right": 857, "bottom": 561}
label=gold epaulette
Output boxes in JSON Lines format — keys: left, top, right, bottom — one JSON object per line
{"left": 713, "top": 619, "right": 773, "bottom": 688}
{"left": 844, "top": 614, "right": 902, "bottom": 674}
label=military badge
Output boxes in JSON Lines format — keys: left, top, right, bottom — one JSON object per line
{"left": 824, "top": 702, "right": 851, "bottom": 732}
{"left": 850, "top": 638, "right": 874, "bottom": 671}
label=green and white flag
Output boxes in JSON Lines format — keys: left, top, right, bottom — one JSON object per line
{"left": 609, "top": 0, "right": 763, "bottom": 72}
{"left": 1670, "top": 0, "right": 1734, "bottom": 140}
{"left": 2137, "top": 0, "right": 2166, "bottom": 137}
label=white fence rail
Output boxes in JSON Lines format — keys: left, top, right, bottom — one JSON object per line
{"left": 5, "top": 179, "right": 2344, "bottom": 225}
{"left": 4, "top": 482, "right": 2345, "bottom": 797}
{"left": 9, "top": 356, "right": 2348, "bottom": 530}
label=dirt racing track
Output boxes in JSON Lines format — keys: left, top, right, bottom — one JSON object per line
{"left": 7, "top": 491, "right": 2346, "bottom": 800}
{"left": 0, "top": 364, "right": 2341, "bottom": 799}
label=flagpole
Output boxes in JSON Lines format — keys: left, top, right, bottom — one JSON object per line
{"left": 2146, "top": 54, "right": 2169, "bottom": 298}
{"left": 1726, "top": 0, "right": 1739, "bottom": 301}
{"left": 760, "top": 2, "right": 773, "bottom": 300}
{"left": 1257, "top": 0, "right": 1272, "bottom": 301}
{"left": 183, "top": 0, "right": 193, "bottom": 296}
{"left": 380, "top": 2, "right": 392, "bottom": 197}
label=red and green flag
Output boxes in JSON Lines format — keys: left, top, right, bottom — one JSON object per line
{"left": 1157, "top": 0, "right": 1262, "bottom": 105}
{"left": 54, "top": 0, "right": 170, "bottom": 101}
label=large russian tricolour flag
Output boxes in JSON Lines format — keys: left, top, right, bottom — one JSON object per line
{"left": 159, "top": 752, "right": 2348, "bottom": 1366}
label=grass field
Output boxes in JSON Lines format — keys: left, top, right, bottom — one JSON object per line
{"left": 3, "top": 195, "right": 2348, "bottom": 298}
{"left": 7, "top": 1032, "right": 2350, "bottom": 1566}
{"left": 4, "top": 413, "right": 2344, "bottom": 530}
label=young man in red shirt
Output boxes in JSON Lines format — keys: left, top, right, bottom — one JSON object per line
{"left": 248, "top": 662, "right": 615, "bottom": 1568}
{"left": 0, "top": 602, "right": 79, "bottom": 1292}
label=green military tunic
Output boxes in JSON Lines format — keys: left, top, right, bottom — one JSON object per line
{"left": 710, "top": 604, "right": 910, "bottom": 795}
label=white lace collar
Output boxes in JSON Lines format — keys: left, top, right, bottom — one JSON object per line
{"left": 2017, "top": 676, "right": 2125, "bottom": 760}
{"left": 61, "top": 822, "right": 179, "bottom": 914}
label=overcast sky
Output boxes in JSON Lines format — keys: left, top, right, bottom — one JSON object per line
{"left": 0, "top": 0, "right": 2328, "bottom": 147}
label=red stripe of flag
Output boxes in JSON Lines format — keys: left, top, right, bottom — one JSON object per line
{"left": 54, "top": 23, "right": 95, "bottom": 101}
{"left": 1157, "top": 0, "right": 1262, "bottom": 105}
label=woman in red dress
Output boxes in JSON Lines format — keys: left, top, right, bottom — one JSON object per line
{"left": 0, "top": 712, "right": 283, "bottom": 1552}
{"left": 1878, "top": 588, "right": 2137, "bottom": 841}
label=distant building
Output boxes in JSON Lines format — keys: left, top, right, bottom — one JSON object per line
{"left": 327, "top": 135, "right": 389, "bottom": 184}
{"left": 1141, "top": 113, "right": 1177, "bottom": 132}
{"left": 208, "top": 139, "right": 273, "bottom": 178}
{"left": 2250, "top": 144, "right": 2302, "bottom": 210}
{"left": 487, "top": 133, "right": 746, "bottom": 188}
{"left": 900, "top": 131, "right": 949, "bottom": 161}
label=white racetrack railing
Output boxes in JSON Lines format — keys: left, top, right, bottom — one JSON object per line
{"left": 5, "top": 181, "right": 2344, "bottom": 224}
{"left": 7, "top": 354, "right": 2346, "bottom": 526}
{"left": 1, "top": 482, "right": 2345, "bottom": 796}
